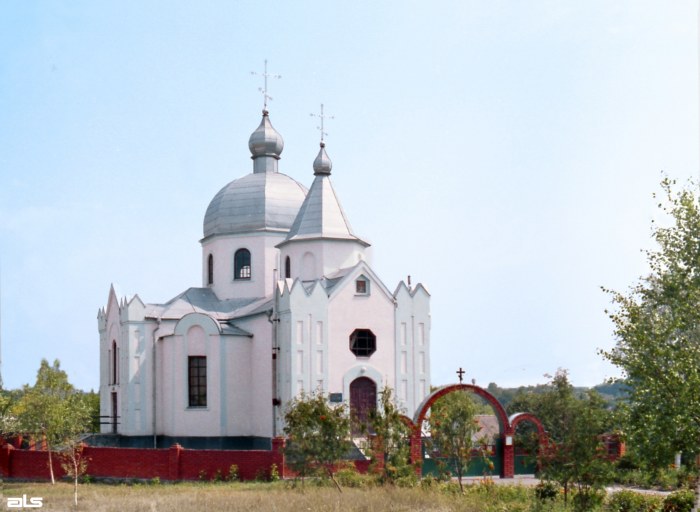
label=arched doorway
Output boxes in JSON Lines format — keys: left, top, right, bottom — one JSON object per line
{"left": 350, "top": 377, "right": 376, "bottom": 431}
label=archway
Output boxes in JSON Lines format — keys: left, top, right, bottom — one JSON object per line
{"left": 414, "top": 384, "right": 513, "bottom": 478}
{"left": 509, "top": 413, "right": 547, "bottom": 475}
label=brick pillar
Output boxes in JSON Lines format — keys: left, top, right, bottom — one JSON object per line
{"left": 271, "top": 437, "right": 285, "bottom": 479}
{"left": 502, "top": 433, "right": 514, "bottom": 478}
{"left": 410, "top": 427, "right": 423, "bottom": 476}
{"left": 168, "top": 443, "right": 183, "bottom": 481}
{"left": 370, "top": 435, "right": 384, "bottom": 473}
{"left": 0, "top": 443, "right": 14, "bottom": 478}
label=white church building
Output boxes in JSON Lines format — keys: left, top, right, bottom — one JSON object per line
{"left": 97, "top": 105, "right": 431, "bottom": 448}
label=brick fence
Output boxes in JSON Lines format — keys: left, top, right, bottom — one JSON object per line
{"left": 0, "top": 438, "right": 287, "bottom": 482}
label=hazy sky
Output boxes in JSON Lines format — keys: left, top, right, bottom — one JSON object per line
{"left": 1, "top": 1, "right": 698, "bottom": 392}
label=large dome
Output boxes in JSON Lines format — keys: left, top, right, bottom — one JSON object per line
{"left": 202, "top": 172, "right": 307, "bottom": 239}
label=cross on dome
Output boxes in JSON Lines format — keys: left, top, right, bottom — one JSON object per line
{"left": 310, "top": 103, "right": 334, "bottom": 143}
{"left": 251, "top": 59, "right": 281, "bottom": 112}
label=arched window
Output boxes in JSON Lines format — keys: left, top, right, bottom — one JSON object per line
{"left": 234, "top": 248, "right": 251, "bottom": 280}
{"left": 207, "top": 254, "right": 214, "bottom": 285}
{"left": 111, "top": 340, "right": 118, "bottom": 385}
{"left": 285, "top": 256, "right": 291, "bottom": 279}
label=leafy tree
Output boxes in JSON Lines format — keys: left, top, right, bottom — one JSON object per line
{"left": 365, "top": 387, "right": 413, "bottom": 484}
{"left": 602, "top": 178, "right": 700, "bottom": 469}
{"left": 57, "top": 394, "right": 92, "bottom": 508}
{"left": 427, "top": 389, "right": 479, "bottom": 492}
{"left": 283, "top": 391, "right": 352, "bottom": 492}
{"left": 13, "top": 359, "right": 92, "bottom": 485}
{"left": 511, "top": 370, "right": 614, "bottom": 510}
{"left": 0, "top": 389, "right": 19, "bottom": 438}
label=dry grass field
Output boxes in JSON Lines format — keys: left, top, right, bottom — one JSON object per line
{"left": 0, "top": 480, "right": 535, "bottom": 512}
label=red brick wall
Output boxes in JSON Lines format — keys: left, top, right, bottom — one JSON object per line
{"left": 0, "top": 440, "right": 286, "bottom": 482}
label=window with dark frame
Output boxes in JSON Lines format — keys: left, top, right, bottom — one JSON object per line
{"left": 111, "top": 340, "right": 118, "bottom": 385}
{"left": 285, "top": 256, "right": 291, "bottom": 279}
{"left": 355, "top": 278, "right": 368, "bottom": 294}
{"left": 188, "top": 356, "right": 207, "bottom": 407}
{"left": 207, "top": 254, "right": 214, "bottom": 285}
{"left": 349, "top": 329, "right": 376, "bottom": 357}
{"left": 234, "top": 248, "right": 251, "bottom": 280}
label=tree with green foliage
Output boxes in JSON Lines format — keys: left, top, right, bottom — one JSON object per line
{"left": 58, "top": 396, "right": 92, "bottom": 508}
{"left": 13, "top": 359, "right": 92, "bottom": 485}
{"left": 427, "top": 389, "right": 479, "bottom": 492}
{"left": 602, "top": 178, "right": 700, "bottom": 470}
{"left": 365, "top": 387, "right": 413, "bottom": 484}
{"left": 511, "top": 370, "right": 614, "bottom": 510}
{"left": 283, "top": 391, "right": 352, "bottom": 491}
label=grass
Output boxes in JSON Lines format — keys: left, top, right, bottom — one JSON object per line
{"left": 0, "top": 479, "right": 691, "bottom": 512}
{"left": 2, "top": 480, "right": 537, "bottom": 512}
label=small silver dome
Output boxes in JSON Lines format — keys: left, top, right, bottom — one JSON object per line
{"left": 203, "top": 172, "right": 307, "bottom": 239}
{"left": 312, "top": 142, "right": 332, "bottom": 176}
{"left": 248, "top": 110, "right": 284, "bottom": 161}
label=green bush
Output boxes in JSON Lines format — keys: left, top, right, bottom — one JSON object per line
{"left": 228, "top": 464, "right": 239, "bottom": 482}
{"left": 535, "top": 481, "right": 560, "bottom": 502}
{"left": 334, "top": 467, "right": 371, "bottom": 488}
{"left": 420, "top": 474, "right": 438, "bottom": 490}
{"left": 606, "top": 490, "right": 662, "bottom": 512}
{"left": 395, "top": 474, "right": 418, "bottom": 488}
{"left": 572, "top": 488, "right": 606, "bottom": 511}
{"left": 662, "top": 489, "right": 695, "bottom": 512}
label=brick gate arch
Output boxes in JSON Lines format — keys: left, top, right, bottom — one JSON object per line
{"left": 408, "top": 384, "right": 543, "bottom": 478}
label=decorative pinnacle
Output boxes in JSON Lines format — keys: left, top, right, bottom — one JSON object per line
{"left": 251, "top": 59, "right": 281, "bottom": 111}
{"left": 310, "top": 103, "right": 334, "bottom": 144}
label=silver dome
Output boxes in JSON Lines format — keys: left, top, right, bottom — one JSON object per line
{"left": 312, "top": 142, "right": 332, "bottom": 176}
{"left": 248, "top": 111, "right": 283, "bottom": 162}
{"left": 203, "top": 172, "right": 307, "bottom": 239}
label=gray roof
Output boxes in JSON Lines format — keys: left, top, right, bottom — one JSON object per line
{"left": 281, "top": 146, "right": 368, "bottom": 246}
{"left": 148, "top": 288, "right": 272, "bottom": 322}
{"left": 203, "top": 172, "right": 307, "bottom": 239}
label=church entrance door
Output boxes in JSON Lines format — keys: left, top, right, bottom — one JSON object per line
{"left": 350, "top": 377, "right": 376, "bottom": 432}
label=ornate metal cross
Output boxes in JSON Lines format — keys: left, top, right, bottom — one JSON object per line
{"left": 251, "top": 59, "right": 281, "bottom": 111}
{"left": 310, "top": 103, "right": 334, "bottom": 143}
{"left": 456, "top": 367, "right": 465, "bottom": 384}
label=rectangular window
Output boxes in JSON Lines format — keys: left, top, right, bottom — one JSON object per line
{"left": 297, "top": 350, "right": 304, "bottom": 373}
{"left": 400, "top": 322, "right": 407, "bottom": 346}
{"left": 316, "top": 321, "right": 323, "bottom": 345}
{"left": 418, "top": 323, "right": 425, "bottom": 346}
{"left": 296, "top": 321, "right": 304, "bottom": 345}
{"left": 188, "top": 356, "right": 207, "bottom": 407}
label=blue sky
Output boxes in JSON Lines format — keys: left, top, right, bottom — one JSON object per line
{"left": 0, "top": 1, "right": 698, "bottom": 392}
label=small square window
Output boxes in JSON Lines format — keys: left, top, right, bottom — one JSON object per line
{"left": 356, "top": 279, "right": 368, "bottom": 294}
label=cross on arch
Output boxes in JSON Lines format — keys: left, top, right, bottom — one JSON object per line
{"left": 456, "top": 367, "right": 465, "bottom": 384}
{"left": 251, "top": 59, "right": 281, "bottom": 111}
{"left": 310, "top": 103, "right": 334, "bottom": 143}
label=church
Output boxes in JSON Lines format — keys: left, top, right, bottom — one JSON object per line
{"left": 97, "top": 101, "right": 431, "bottom": 448}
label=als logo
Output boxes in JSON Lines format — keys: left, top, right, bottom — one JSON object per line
{"left": 6, "top": 495, "right": 43, "bottom": 509}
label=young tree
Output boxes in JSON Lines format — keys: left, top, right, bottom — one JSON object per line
{"left": 602, "top": 178, "right": 700, "bottom": 469}
{"left": 14, "top": 359, "right": 92, "bottom": 484}
{"left": 427, "top": 389, "right": 479, "bottom": 492}
{"left": 365, "top": 387, "right": 413, "bottom": 484}
{"left": 512, "top": 370, "right": 613, "bottom": 509}
{"left": 283, "top": 391, "right": 352, "bottom": 491}
{"left": 57, "top": 393, "right": 92, "bottom": 508}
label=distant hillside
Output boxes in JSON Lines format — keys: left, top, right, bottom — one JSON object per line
{"left": 484, "top": 380, "right": 628, "bottom": 410}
